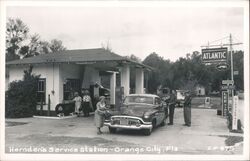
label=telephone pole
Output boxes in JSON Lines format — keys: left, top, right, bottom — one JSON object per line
{"left": 229, "top": 33, "right": 234, "bottom": 99}
{"left": 229, "top": 34, "right": 233, "bottom": 84}
{"left": 201, "top": 34, "right": 243, "bottom": 118}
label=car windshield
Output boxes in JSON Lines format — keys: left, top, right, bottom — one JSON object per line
{"left": 124, "top": 96, "right": 154, "bottom": 105}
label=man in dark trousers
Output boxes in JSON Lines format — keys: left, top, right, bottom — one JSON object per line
{"left": 82, "top": 89, "right": 93, "bottom": 117}
{"left": 183, "top": 91, "right": 192, "bottom": 127}
{"left": 168, "top": 89, "right": 176, "bottom": 125}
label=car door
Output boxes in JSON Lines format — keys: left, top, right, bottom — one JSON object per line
{"left": 154, "top": 97, "right": 165, "bottom": 125}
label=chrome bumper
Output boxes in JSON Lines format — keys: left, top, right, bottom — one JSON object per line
{"left": 104, "top": 115, "right": 153, "bottom": 130}
{"left": 104, "top": 122, "right": 152, "bottom": 130}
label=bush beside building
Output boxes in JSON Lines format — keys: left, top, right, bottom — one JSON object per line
{"left": 5, "top": 67, "right": 40, "bottom": 118}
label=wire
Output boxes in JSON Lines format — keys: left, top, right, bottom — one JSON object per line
{"left": 209, "top": 36, "right": 229, "bottom": 44}
{"left": 201, "top": 35, "right": 243, "bottom": 48}
{"left": 232, "top": 35, "right": 243, "bottom": 44}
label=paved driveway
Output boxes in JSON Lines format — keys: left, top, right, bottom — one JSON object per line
{"left": 5, "top": 108, "right": 243, "bottom": 154}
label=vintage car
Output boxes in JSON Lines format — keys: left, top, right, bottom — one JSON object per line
{"left": 104, "top": 94, "right": 166, "bottom": 135}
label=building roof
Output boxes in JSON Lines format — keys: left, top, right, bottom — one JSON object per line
{"left": 6, "top": 48, "right": 152, "bottom": 70}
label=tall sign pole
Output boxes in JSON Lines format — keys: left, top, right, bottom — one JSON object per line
{"left": 229, "top": 34, "right": 235, "bottom": 129}
{"left": 229, "top": 34, "right": 238, "bottom": 131}
{"left": 201, "top": 34, "right": 242, "bottom": 121}
{"left": 230, "top": 34, "right": 234, "bottom": 98}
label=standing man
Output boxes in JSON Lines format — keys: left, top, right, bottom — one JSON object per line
{"left": 82, "top": 89, "right": 93, "bottom": 117}
{"left": 183, "top": 91, "right": 192, "bottom": 127}
{"left": 168, "top": 89, "right": 176, "bottom": 125}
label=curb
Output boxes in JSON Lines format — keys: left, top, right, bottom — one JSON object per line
{"left": 33, "top": 115, "right": 77, "bottom": 119}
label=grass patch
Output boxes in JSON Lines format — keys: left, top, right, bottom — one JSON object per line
{"left": 218, "top": 135, "right": 243, "bottom": 146}
{"left": 191, "top": 97, "right": 221, "bottom": 109}
{"left": 225, "top": 136, "right": 243, "bottom": 146}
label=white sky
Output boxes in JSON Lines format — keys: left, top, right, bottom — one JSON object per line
{"left": 6, "top": 5, "right": 244, "bottom": 61}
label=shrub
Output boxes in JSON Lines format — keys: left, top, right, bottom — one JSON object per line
{"left": 5, "top": 66, "right": 40, "bottom": 118}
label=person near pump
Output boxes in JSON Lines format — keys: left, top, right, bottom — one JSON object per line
{"left": 94, "top": 96, "right": 108, "bottom": 134}
{"left": 159, "top": 87, "right": 170, "bottom": 117}
{"left": 168, "top": 89, "right": 177, "bottom": 125}
{"left": 183, "top": 91, "right": 192, "bottom": 127}
{"left": 82, "top": 89, "right": 93, "bottom": 117}
{"left": 73, "top": 92, "right": 82, "bottom": 116}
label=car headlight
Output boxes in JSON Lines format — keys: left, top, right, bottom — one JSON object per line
{"left": 135, "top": 121, "right": 141, "bottom": 127}
{"left": 144, "top": 115, "right": 150, "bottom": 119}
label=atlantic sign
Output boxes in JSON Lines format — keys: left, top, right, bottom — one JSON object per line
{"left": 202, "top": 47, "right": 228, "bottom": 63}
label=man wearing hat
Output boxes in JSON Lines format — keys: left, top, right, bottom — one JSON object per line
{"left": 82, "top": 89, "right": 93, "bottom": 117}
{"left": 168, "top": 89, "right": 177, "bottom": 125}
{"left": 183, "top": 91, "right": 192, "bottom": 127}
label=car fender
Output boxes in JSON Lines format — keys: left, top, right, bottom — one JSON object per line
{"left": 151, "top": 111, "right": 162, "bottom": 126}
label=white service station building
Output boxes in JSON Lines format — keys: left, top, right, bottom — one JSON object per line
{"left": 6, "top": 48, "right": 151, "bottom": 115}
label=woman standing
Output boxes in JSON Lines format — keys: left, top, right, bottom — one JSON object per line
{"left": 94, "top": 96, "right": 108, "bottom": 134}
{"left": 73, "top": 92, "right": 82, "bottom": 116}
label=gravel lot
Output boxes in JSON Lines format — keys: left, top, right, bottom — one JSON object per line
{"left": 5, "top": 105, "right": 244, "bottom": 155}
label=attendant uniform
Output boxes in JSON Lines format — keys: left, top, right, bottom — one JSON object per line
{"left": 184, "top": 94, "right": 192, "bottom": 126}
{"left": 168, "top": 93, "right": 176, "bottom": 125}
{"left": 82, "top": 94, "right": 93, "bottom": 117}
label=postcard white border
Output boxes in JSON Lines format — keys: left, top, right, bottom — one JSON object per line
{"left": 0, "top": 0, "right": 249, "bottom": 161}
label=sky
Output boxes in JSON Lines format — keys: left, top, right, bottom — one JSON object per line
{"left": 6, "top": 4, "right": 245, "bottom": 61}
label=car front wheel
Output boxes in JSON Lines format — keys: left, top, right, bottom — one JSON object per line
{"left": 109, "top": 127, "right": 117, "bottom": 133}
{"left": 143, "top": 128, "right": 152, "bottom": 136}
{"left": 160, "top": 117, "right": 166, "bottom": 126}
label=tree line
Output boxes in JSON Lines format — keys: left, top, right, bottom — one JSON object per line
{"left": 140, "top": 50, "right": 244, "bottom": 94}
{"left": 6, "top": 18, "right": 244, "bottom": 94}
{"left": 6, "top": 18, "right": 66, "bottom": 61}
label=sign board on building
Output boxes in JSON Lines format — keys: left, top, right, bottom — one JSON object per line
{"left": 222, "top": 80, "right": 234, "bottom": 85}
{"left": 232, "top": 96, "right": 239, "bottom": 130}
{"left": 202, "top": 47, "right": 228, "bottom": 63}
{"left": 221, "top": 91, "right": 229, "bottom": 116}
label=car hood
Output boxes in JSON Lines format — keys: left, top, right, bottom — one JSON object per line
{"left": 119, "top": 104, "right": 156, "bottom": 118}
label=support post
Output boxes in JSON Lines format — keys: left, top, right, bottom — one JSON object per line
{"left": 48, "top": 94, "right": 51, "bottom": 116}
{"left": 145, "top": 72, "right": 148, "bottom": 93}
{"left": 135, "top": 68, "right": 144, "bottom": 94}
{"left": 120, "top": 65, "right": 130, "bottom": 96}
{"left": 110, "top": 72, "right": 116, "bottom": 107}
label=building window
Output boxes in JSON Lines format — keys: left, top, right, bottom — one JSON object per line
{"left": 63, "top": 79, "right": 80, "bottom": 100}
{"left": 37, "top": 78, "right": 46, "bottom": 104}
